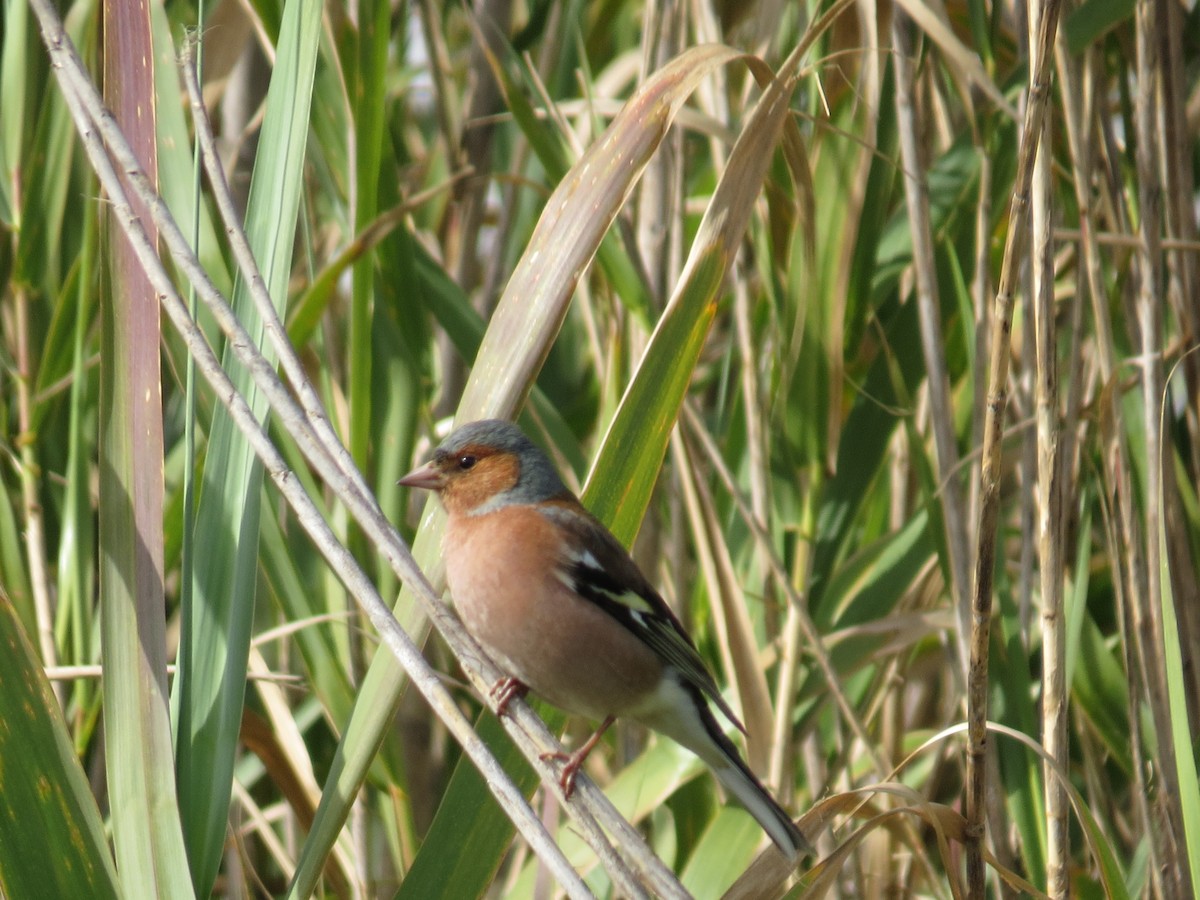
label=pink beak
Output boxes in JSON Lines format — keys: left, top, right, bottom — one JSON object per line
{"left": 397, "top": 461, "right": 444, "bottom": 491}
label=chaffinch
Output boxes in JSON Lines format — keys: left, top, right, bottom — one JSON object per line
{"left": 399, "top": 419, "right": 809, "bottom": 858}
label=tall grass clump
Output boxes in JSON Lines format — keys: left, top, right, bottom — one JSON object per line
{"left": 1, "top": 0, "right": 1197, "bottom": 896}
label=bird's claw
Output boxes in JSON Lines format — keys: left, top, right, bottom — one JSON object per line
{"left": 490, "top": 676, "right": 528, "bottom": 717}
{"left": 539, "top": 715, "right": 615, "bottom": 800}
{"left": 539, "top": 749, "right": 583, "bottom": 798}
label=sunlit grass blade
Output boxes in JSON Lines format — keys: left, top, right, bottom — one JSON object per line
{"left": 170, "top": 2, "right": 322, "bottom": 894}
{"left": 1158, "top": 450, "right": 1200, "bottom": 888}
{"left": 585, "top": 55, "right": 804, "bottom": 539}
{"left": 679, "top": 810, "right": 763, "bottom": 899}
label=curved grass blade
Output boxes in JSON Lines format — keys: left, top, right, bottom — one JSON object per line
{"left": 585, "top": 48, "right": 806, "bottom": 540}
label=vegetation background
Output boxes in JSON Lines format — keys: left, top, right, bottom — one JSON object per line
{"left": 1, "top": 0, "right": 1197, "bottom": 897}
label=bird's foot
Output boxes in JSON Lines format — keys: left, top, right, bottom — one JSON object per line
{"left": 490, "top": 677, "right": 528, "bottom": 717}
{"left": 538, "top": 748, "right": 582, "bottom": 797}
{"left": 540, "top": 715, "right": 616, "bottom": 799}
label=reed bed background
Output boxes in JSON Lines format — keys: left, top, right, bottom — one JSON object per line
{"left": 1, "top": 0, "right": 1197, "bottom": 897}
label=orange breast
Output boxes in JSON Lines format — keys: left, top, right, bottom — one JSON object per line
{"left": 444, "top": 505, "right": 663, "bottom": 722}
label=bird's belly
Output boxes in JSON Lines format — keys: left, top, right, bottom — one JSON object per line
{"left": 444, "top": 509, "right": 663, "bottom": 722}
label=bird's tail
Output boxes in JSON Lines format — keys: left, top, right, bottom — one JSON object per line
{"left": 706, "top": 731, "right": 812, "bottom": 860}
{"left": 639, "top": 678, "right": 812, "bottom": 859}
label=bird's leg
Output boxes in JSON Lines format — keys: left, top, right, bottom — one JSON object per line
{"left": 541, "top": 715, "right": 616, "bottom": 798}
{"left": 490, "top": 676, "right": 528, "bottom": 717}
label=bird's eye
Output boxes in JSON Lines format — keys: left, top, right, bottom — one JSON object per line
{"left": 457, "top": 454, "right": 477, "bottom": 471}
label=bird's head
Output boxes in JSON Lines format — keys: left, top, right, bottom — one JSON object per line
{"left": 398, "top": 419, "right": 567, "bottom": 516}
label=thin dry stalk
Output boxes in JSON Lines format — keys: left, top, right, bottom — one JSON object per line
{"left": 1016, "top": 308, "right": 1036, "bottom": 647}
{"left": 770, "top": 535, "right": 812, "bottom": 805}
{"left": 13, "top": 286, "right": 60, "bottom": 701}
{"left": 734, "top": 285, "right": 771, "bottom": 568}
{"left": 967, "top": 1, "right": 1062, "bottom": 894}
{"left": 890, "top": 10, "right": 972, "bottom": 674}
{"left": 1029, "top": 1, "right": 1067, "bottom": 892}
{"left": 1062, "top": 38, "right": 1161, "bottom": 884}
{"left": 1132, "top": 1, "right": 1191, "bottom": 895}
{"left": 968, "top": 144, "right": 991, "bottom": 537}
{"left": 636, "top": 0, "right": 685, "bottom": 309}
{"left": 1085, "top": 96, "right": 1165, "bottom": 898}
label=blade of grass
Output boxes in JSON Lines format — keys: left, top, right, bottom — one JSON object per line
{"left": 98, "top": 0, "right": 192, "bottom": 894}
{"left": 585, "top": 43, "right": 810, "bottom": 540}
{"left": 55, "top": 210, "right": 99, "bottom": 753}
{"left": 0, "top": 590, "right": 120, "bottom": 899}
{"left": 9, "top": 18, "right": 74, "bottom": 296}
{"left": 1158, "top": 446, "right": 1200, "bottom": 887}
{"left": 679, "top": 809, "right": 763, "bottom": 899}
{"left": 0, "top": 0, "right": 29, "bottom": 227}
{"left": 347, "top": 0, "right": 391, "bottom": 470}
{"left": 170, "top": 3, "right": 322, "bottom": 894}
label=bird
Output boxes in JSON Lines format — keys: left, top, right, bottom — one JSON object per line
{"left": 399, "top": 418, "right": 810, "bottom": 859}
